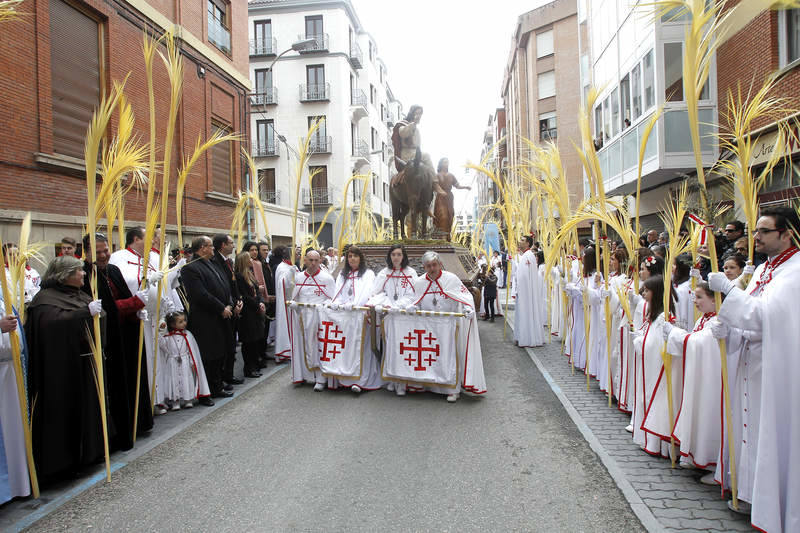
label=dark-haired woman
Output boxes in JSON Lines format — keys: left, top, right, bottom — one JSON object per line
{"left": 331, "top": 246, "right": 382, "bottom": 393}
{"left": 672, "top": 253, "right": 694, "bottom": 331}
{"left": 233, "top": 252, "right": 265, "bottom": 378}
{"left": 633, "top": 275, "right": 680, "bottom": 458}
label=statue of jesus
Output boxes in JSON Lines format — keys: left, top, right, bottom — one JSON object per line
{"left": 433, "top": 158, "right": 470, "bottom": 240}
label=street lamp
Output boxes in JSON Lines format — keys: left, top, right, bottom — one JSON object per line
{"left": 267, "top": 37, "right": 317, "bottom": 71}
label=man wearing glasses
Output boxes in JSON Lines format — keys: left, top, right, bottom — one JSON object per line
{"left": 707, "top": 207, "right": 800, "bottom": 531}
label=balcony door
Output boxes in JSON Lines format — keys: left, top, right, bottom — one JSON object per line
{"left": 306, "top": 65, "right": 325, "bottom": 99}
{"left": 310, "top": 166, "right": 328, "bottom": 203}
{"left": 256, "top": 119, "right": 274, "bottom": 154}
{"left": 308, "top": 116, "right": 327, "bottom": 151}
{"left": 305, "top": 15, "right": 323, "bottom": 39}
{"left": 254, "top": 20, "right": 271, "bottom": 52}
{"left": 258, "top": 168, "right": 276, "bottom": 203}
{"left": 254, "top": 69, "right": 272, "bottom": 101}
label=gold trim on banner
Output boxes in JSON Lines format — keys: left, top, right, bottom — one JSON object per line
{"left": 321, "top": 311, "right": 367, "bottom": 380}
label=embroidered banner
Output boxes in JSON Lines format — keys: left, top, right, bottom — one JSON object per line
{"left": 382, "top": 313, "right": 458, "bottom": 386}
{"left": 317, "top": 306, "right": 366, "bottom": 379}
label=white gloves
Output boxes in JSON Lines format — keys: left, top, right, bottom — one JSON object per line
{"left": 342, "top": 302, "right": 353, "bottom": 311}
{"left": 176, "top": 257, "right": 186, "bottom": 269}
{"left": 289, "top": 300, "right": 299, "bottom": 310}
{"left": 599, "top": 289, "right": 612, "bottom": 299}
{"left": 387, "top": 306, "right": 401, "bottom": 314}
{"left": 88, "top": 299, "right": 103, "bottom": 316}
{"left": 136, "top": 309, "right": 149, "bottom": 321}
{"left": 464, "top": 307, "right": 475, "bottom": 319}
{"left": 689, "top": 268, "right": 702, "bottom": 281}
{"left": 743, "top": 262, "right": 755, "bottom": 276}
{"left": 374, "top": 305, "right": 384, "bottom": 314}
{"left": 405, "top": 304, "right": 418, "bottom": 313}
{"left": 134, "top": 289, "right": 150, "bottom": 305}
{"left": 661, "top": 322, "right": 674, "bottom": 342}
{"left": 710, "top": 318, "right": 729, "bottom": 340}
{"left": 148, "top": 270, "right": 165, "bottom": 286}
{"left": 329, "top": 302, "right": 341, "bottom": 311}
{"left": 708, "top": 272, "right": 735, "bottom": 295}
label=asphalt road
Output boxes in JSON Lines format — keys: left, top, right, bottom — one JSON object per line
{"left": 25, "top": 321, "right": 643, "bottom": 532}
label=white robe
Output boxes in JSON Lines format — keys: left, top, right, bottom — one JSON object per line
{"left": 0, "top": 303, "right": 30, "bottom": 502}
{"left": 408, "top": 271, "right": 487, "bottom": 396}
{"left": 331, "top": 269, "right": 383, "bottom": 390}
{"left": 274, "top": 261, "right": 298, "bottom": 363}
{"left": 289, "top": 269, "right": 335, "bottom": 385}
{"left": 513, "top": 250, "right": 544, "bottom": 347}
{"left": 673, "top": 279, "right": 694, "bottom": 331}
{"left": 549, "top": 266, "right": 564, "bottom": 339}
{"left": 158, "top": 330, "right": 212, "bottom": 402}
{"left": 586, "top": 274, "right": 607, "bottom": 384}
{"left": 717, "top": 248, "right": 800, "bottom": 533}
{"left": 612, "top": 279, "right": 635, "bottom": 413}
{"left": 666, "top": 313, "right": 721, "bottom": 469}
{"left": 564, "top": 279, "right": 587, "bottom": 370}
{"left": 367, "top": 267, "right": 417, "bottom": 309}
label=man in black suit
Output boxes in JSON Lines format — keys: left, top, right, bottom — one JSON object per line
{"left": 181, "top": 236, "right": 236, "bottom": 399}
{"left": 210, "top": 234, "right": 243, "bottom": 387}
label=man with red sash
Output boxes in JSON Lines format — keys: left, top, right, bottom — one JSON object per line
{"left": 287, "top": 250, "right": 335, "bottom": 390}
{"left": 708, "top": 207, "right": 800, "bottom": 531}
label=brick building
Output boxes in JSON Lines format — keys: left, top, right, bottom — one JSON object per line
{"left": 0, "top": 0, "right": 252, "bottom": 258}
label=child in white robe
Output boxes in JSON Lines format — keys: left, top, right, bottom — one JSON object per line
{"left": 158, "top": 312, "right": 211, "bottom": 410}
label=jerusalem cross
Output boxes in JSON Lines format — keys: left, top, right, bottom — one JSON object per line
{"left": 400, "top": 329, "right": 440, "bottom": 371}
{"left": 318, "top": 321, "right": 346, "bottom": 362}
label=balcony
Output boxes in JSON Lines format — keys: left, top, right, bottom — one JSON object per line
{"left": 306, "top": 135, "right": 332, "bottom": 154}
{"left": 302, "top": 187, "right": 333, "bottom": 206}
{"left": 382, "top": 110, "right": 395, "bottom": 126}
{"left": 351, "top": 185, "right": 371, "bottom": 204}
{"left": 251, "top": 140, "right": 278, "bottom": 158}
{"left": 261, "top": 190, "right": 281, "bottom": 205}
{"left": 350, "top": 89, "right": 368, "bottom": 119}
{"left": 299, "top": 83, "right": 330, "bottom": 102}
{"left": 298, "top": 33, "right": 329, "bottom": 53}
{"left": 250, "top": 87, "right": 277, "bottom": 106}
{"left": 249, "top": 38, "right": 277, "bottom": 57}
{"left": 351, "top": 139, "right": 369, "bottom": 166}
{"left": 208, "top": 18, "right": 231, "bottom": 55}
{"left": 349, "top": 41, "right": 363, "bottom": 69}
{"left": 540, "top": 128, "right": 557, "bottom": 142}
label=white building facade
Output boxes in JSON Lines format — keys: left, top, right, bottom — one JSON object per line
{"left": 248, "top": 0, "right": 402, "bottom": 248}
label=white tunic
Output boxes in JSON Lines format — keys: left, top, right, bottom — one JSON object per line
{"left": 564, "top": 278, "right": 588, "bottom": 371}
{"left": 289, "top": 269, "right": 335, "bottom": 385}
{"left": 549, "top": 266, "right": 564, "bottom": 339}
{"left": 274, "top": 261, "right": 299, "bottom": 362}
{"left": 673, "top": 279, "right": 694, "bottom": 331}
{"left": 158, "top": 329, "right": 212, "bottom": 402}
{"left": 717, "top": 247, "right": 800, "bottom": 533}
{"left": 513, "top": 249, "right": 545, "bottom": 347}
{"left": 367, "top": 267, "right": 417, "bottom": 308}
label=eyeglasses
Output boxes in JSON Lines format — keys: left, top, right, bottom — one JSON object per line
{"left": 724, "top": 228, "right": 738, "bottom": 233}
{"left": 752, "top": 227, "right": 782, "bottom": 235}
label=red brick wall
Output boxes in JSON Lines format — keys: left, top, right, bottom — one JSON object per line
{"left": 0, "top": 0, "right": 250, "bottom": 233}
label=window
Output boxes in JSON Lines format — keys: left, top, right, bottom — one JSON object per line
{"left": 211, "top": 122, "right": 233, "bottom": 194}
{"left": 305, "top": 15, "right": 323, "bottom": 38}
{"left": 383, "top": 182, "right": 389, "bottom": 202}
{"left": 253, "top": 20, "right": 272, "bottom": 54}
{"left": 538, "top": 70, "right": 555, "bottom": 99}
{"left": 254, "top": 69, "right": 273, "bottom": 104}
{"left": 351, "top": 123, "right": 357, "bottom": 155}
{"left": 536, "top": 30, "right": 554, "bottom": 58}
{"left": 539, "top": 112, "right": 557, "bottom": 141}
{"left": 620, "top": 75, "right": 631, "bottom": 129}
{"left": 369, "top": 41, "right": 375, "bottom": 61}
{"left": 258, "top": 168, "right": 277, "bottom": 204}
{"left": 779, "top": 9, "right": 800, "bottom": 66}
{"left": 207, "top": 0, "right": 231, "bottom": 54}
{"left": 371, "top": 127, "right": 378, "bottom": 150}
{"left": 631, "top": 63, "right": 642, "bottom": 121}
{"left": 594, "top": 105, "right": 603, "bottom": 145}
{"left": 643, "top": 50, "right": 655, "bottom": 110}
{"left": 255, "top": 120, "right": 275, "bottom": 156}
{"left": 664, "top": 42, "right": 683, "bottom": 102}
{"left": 379, "top": 66, "right": 384, "bottom": 84}
{"left": 306, "top": 65, "right": 325, "bottom": 100}
{"left": 308, "top": 116, "right": 327, "bottom": 151}
{"left": 380, "top": 103, "right": 386, "bottom": 121}
{"left": 310, "top": 166, "right": 328, "bottom": 203}
{"left": 602, "top": 96, "right": 611, "bottom": 140}
{"left": 49, "top": 0, "right": 102, "bottom": 159}
{"left": 610, "top": 87, "right": 620, "bottom": 137}
{"left": 381, "top": 141, "right": 386, "bottom": 162}
{"left": 370, "top": 84, "right": 376, "bottom": 105}
{"left": 372, "top": 172, "right": 378, "bottom": 195}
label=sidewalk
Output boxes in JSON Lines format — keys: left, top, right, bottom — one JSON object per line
{"left": 503, "top": 308, "right": 753, "bottom": 533}
{"left": 0, "top": 357, "right": 287, "bottom": 532}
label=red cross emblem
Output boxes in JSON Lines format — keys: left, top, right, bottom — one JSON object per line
{"left": 313, "top": 287, "right": 325, "bottom": 297}
{"left": 400, "top": 329, "right": 440, "bottom": 372}
{"left": 318, "top": 321, "right": 345, "bottom": 361}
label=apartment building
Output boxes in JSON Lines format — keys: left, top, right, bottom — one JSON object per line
{"left": 247, "top": 0, "right": 402, "bottom": 248}
{"left": 500, "top": 0, "right": 583, "bottom": 225}
{"left": 0, "top": 0, "right": 252, "bottom": 256}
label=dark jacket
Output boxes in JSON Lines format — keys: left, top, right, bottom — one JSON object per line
{"left": 235, "top": 272, "right": 265, "bottom": 343}
{"left": 211, "top": 251, "right": 240, "bottom": 302}
{"left": 484, "top": 272, "right": 498, "bottom": 299}
{"left": 181, "top": 258, "right": 233, "bottom": 361}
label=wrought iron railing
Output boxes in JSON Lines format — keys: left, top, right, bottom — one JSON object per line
{"left": 540, "top": 128, "right": 558, "bottom": 142}
{"left": 351, "top": 139, "right": 369, "bottom": 159}
{"left": 251, "top": 140, "right": 278, "bottom": 157}
{"left": 298, "top": 33, "right": 329, "bottom": 53}
{"left": 306, "top": 135, "right": 332, "bottom": 154}
{"left": 250, "top": 87, "right": 277, "bottom": 105}
{"left": 249, "top": 37, "right": 277, "bottom": 56}
{"left": 261, "top": 190, "right": 281, "bottom": 205}
{"left": 349, "top": 41, "right": 363, "bottom": 68}
{"left": 302, "top": 187, "right": 333, "bottom": 205}
{"left": 350, "top": 89, "right": 367, "bottom": 108}
{"left": 299, "top": 83, "right": 330, "bottom": 102}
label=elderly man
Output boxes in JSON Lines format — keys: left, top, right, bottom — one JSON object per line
{"left": 405, "top": 251, "right": 487, "bottom": 402}
{"left": 180, "top": 236, "right": 235, "bottom": 401}
{"left": 287, "top": 250, "right": 335, "bottom": 390}
{"left": 647, "top": 230, "right": 660, "bottom": 250}
{"left": 707, "top": 207, "right": 800, "bottom": 531}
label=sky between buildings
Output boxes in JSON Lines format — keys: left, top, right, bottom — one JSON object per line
{"left": 351, "top": 0, "right": 553, "bottom": 217}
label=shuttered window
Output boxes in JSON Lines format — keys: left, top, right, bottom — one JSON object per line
{"left": 49, "top": 0, "right": 101, "bottom": 159}
{"left": 211, "top": 123, "right": 233, "bottom": 195}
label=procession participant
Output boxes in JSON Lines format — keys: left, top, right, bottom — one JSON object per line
{"left": 287, "top": 250, "right": 335, "bottom": 390}
{"left": 258, "top": 241, "right": 277, "bottom": 355}
{"left": 180, "top": 236, "right": 234, "bottom": 400}
{"left": 273, "top": 246, "right": 297, "bottom": 363}
{"left": 158, "top": 311, "right": 212, "bottom": 410}
{"left": 536, "top": 250, "right": 547, "bottom": 325}
{"left": 563, "top": 263, "right": 587, "bottom": 371}
{"left": 722, "top": 254, "right": 745, "bottom": 281}
{"left": 25, "top": 256, "right": 107, "bottom": 485}
{"left": 671, "top": 254, "right": 693, "bottom": 331}
{"left": 608, "top": 249, "right": 634, "bottom": 412}
{"left": 326, "top": 247, "right": 339, "bottom": 272}
{"left": 636, "top": 275, "right": 680, "bottom": 459}
{"left": 328, "top": 246, "right": 382, "bottom": 393}
{"left": 150, "top": 228, "right": 184, "bottom": 312}
{"left": 234, "top": 252, "right": 265, "bottom": 379}
{"left": 58, "top": 237, "right": 79, "bottom": 258}
{"left": 109, "top": 227, "right": 174, "bottom": 414}
{"left": 483, "top": 267, "right": 498, "bottom": 322}
{"left": 82, "top": 233, "right": 153, "bottom": 449}
{"left": 707, "top": 207, "right": 800, "bottom": 528}
{"left": 548, "top": 253, "right": 564, "bottom": 339}
{"left": 584, "top": 247, "right": 607, "bottom": 382}
{"left": 402, "top": 251, "right": 486, "bottom": 402}
{"left": 0, "top": 295, "right": 30, "bottom": 502}
{"left": 3, "top": 244, "right": 41, "bottom": 304}
{"left": 513, "top": 235, "right": 545, "bottom": 348}
{"left": 660, "top": 281, "right": 723, "bottom": 475}
{"left": 210, "top": 234, "right": 243, "bottom": 388}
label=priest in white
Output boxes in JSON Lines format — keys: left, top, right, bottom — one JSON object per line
{"left": 287, "top": 250, "right": 335, "bottom": 390}
{"left": 273, "top": 246, "right": 298, "bottom": 363}
{"left": 708, "top": 207, "right": 800, "bottom": 531}
{"left": 513, "top": 235, "right": 545, "bottom": 348}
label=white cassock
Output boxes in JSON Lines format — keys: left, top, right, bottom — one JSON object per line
{"left": 289, "top": 269, "right": 335, "bottom": 385}
{"left": 513, "top": 249, "right": 544, "bottom": 347}
{"left": 637, "top": 315, "right": 683, "bottom": 459}
{"left": 23, "top": 266, "right": 41, "bottom": 303}
{"left": 537, "top": 263, "right": 548, "bottom": 325}
{"left": 158, "top": 329, "right": 211, "bottom": 402}
{"left": 109, "top": 247, "right": 172, "bottom": 402}
{"left": 586, "top": 274, "right": 608, "bottom": 385}
{"left": 673, "top": 279, "right": 694, "bottom": 331}
{"left": 716, "top": 247, "right": 800, "bottom": 533}
{"left": 330, "top": 269, "right": 383, "bottom": 390}
{"left": 0, "top": 300, "right": 30, "bottom": 503}
{"left": 549, "top": 266, "right": 564, "bottom": 339}
{"left": 274, "top": 261, "right": 298, "bottom": 363}
{"left": 408, "top": 271, "right": 487, "bottom": 396}
{"left": 612, "top": 279, "right": 635, "bottom": 413}
{"left": 665, "top": 313, "right": 721, "bottom": 469}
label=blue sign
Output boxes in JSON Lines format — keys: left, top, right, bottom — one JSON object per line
{"left": 483, "top": 223, "right": 501, "bottom": 254}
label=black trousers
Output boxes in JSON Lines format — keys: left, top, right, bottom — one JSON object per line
{"left": 204, "top": 357, "right": 224, "bottom": 394}
{"left": 222, "top": 320, "right": 237, "bottom": 382}
{"left": 241, "top": 340, "right": 262, "bottom": 373}
{"left": 484, "top": 296, "right": 496, "bottom": 318}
